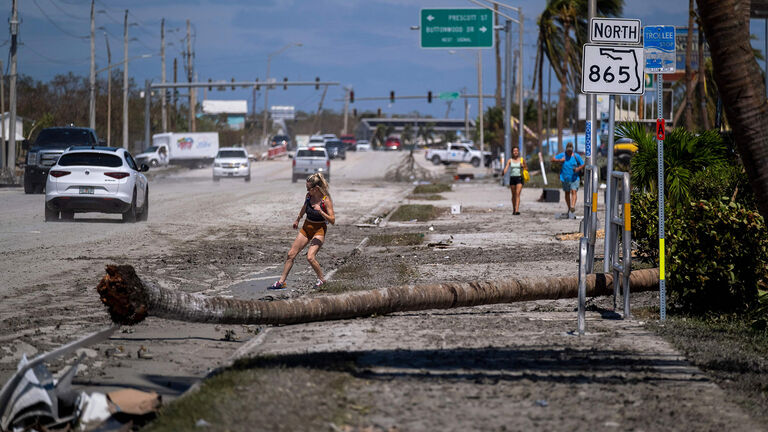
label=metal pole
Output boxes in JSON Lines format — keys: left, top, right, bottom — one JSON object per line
{"left": 173, "top": 57, "right": 178, "bottom": 131}
{"left": 144, "top": 80, "right": 150, "bottom": 150}
{"left": 89, "top": 0, "right": 96, "bottom": 129}
{"left": 122, "top": 10, "right": 129, "bottom": 149}
{"left": 577, "top": 237, "right": 587, "bottom": 335}
{"left": 186, "top": 20, "right": 194, "bottom": 133}
{"left": 105, "top": 34, "right": 111, "bottom": 147}
{"left": 546, "top": 59, "right": 551, "bottom": 155}
{"left": 0, "top": 60, "right": 4, "bottom": 164}
{"left": 604, "top": 94, "right": 616, "bottom": 273}
{"left": 161, "top": 19, "right": 167, "bottom": 133}
{"left": 657, "top": 73, "right": 666, "bottom": 321}
{"left": 343, "top": 87, "right": 349, "bottom": 135}
{"left": 765, "top": 18, "right": 768, "bottom": 100}
{"left": 263, "top": 54, "right": 273, "bottom": 143}
{"left": 518, "top": 8, "right": 524, "bottom": 157}
{"left": 503, "top": 19, "right": 512, "bottom": 186}
{"left": 477, "top": 50, "right": 484, "bottom": 153}
{"left": 464, "top": 89, "right": 469, "bottom": 137}
{"left": 8, "top": 0, "right": 18, "bottom": 176}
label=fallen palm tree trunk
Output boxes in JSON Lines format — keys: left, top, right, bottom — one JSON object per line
{"left": 97, "top": 265, "right": 659, "bottom": 326}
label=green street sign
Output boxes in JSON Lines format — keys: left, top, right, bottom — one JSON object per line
{"left": 420, "top": 8, "right": 494, "bottom": 49}
{"left": 439, "top": 92, "right": 460, "bottom": 100}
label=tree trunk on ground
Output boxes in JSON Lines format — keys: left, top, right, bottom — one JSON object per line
{"left": 697, "top": 0, "right": 768, "bottom": 219}
{"left": 697, "top": 13, "right": 710, "bottom": 130}
{"left": 96, "top": 265, "right": 660, "bottom": 326}
{"left": 685, "top": 0, "right": 696, "bottom": 131}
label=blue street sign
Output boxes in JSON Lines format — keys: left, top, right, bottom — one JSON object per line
{"left": 644, "top": 26, "right": 676, "bottom": 73}
{"left": 585, "top": 121, "right": 592, "bottom": 157}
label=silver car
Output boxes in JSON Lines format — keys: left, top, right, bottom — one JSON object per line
{"left": 292, "top": 147, "right": 330, "bottom": 183}
{"left": 212, "top": 147, "right": 251, "bottom": 182}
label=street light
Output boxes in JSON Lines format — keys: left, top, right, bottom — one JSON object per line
{"left": 449, "top": 49, "right": 485, "bottom": 153}
{"left": 262, "top": 42, "right": 302, "bottom": 143}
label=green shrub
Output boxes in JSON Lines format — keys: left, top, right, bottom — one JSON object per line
{"left": 413, "top": 183, "right": 451, "bottom": 194}
{"left": 632, "top": 191, "right": 768, "bottom": 314}
{"left": 689, "top": 164, "right": 756, "bottom": 209}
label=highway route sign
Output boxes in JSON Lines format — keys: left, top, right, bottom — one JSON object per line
{"left": 644, "top": 26, "right": 676, "bottom": 73}
{"left": 420, "top": 8, "right": 493, "bottom": 49}
{"left": 581, "top": 44, "right": 645, "bottom": 95}
{"left": 590, "top": 18, "right": 641, "bottom": 44}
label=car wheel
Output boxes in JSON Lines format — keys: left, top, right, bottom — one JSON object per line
{"left": 244, "top": 175, "right": 251, "bottom": 182}
{"left": 44, "top": 205, "right": 58, "bottom": 222}
{"left": 24, "top": 176, "right": 33, "bottom": 194}
{"left": 122, "top": 189, "right": 137, "bottom": 223}
{"left": 61, "top": 211, "right": 75, "bottom": 221}
{"left": 342, "top": 156, "right": 346, "bottom": 160}
{"left": 213, "top": 175, "right": 220, "bottom": 182}
{"left": 138, "top": 189, "right": 149, "bottom": 222}
{"left": 291, "top": 175, "right": 297, "bottom": 183}
{"left": 34, "top": 183, "right": 44, "bottom": 194}
{"left": 431, "top": 155, "right": 441, "bottom": 165}
{"left": 471, "top": 157, "right": 481, "bottom": 167}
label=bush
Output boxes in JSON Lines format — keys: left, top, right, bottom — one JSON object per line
{"left": 632, "top": 192, "right": 768, "bottom": 314}
{"left": 689, "top": 164, "right": 756, "bottom": 209}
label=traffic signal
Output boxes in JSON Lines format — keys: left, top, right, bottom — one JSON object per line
{"left": 208, "top": 78, "right": 212, "bottom": 91}
{"left": 231, "top": 78, "right": 236, "bottom": 90}
{"left": 390, "top": 91, "right": 395, "bottom": 103}
{"left": 165, "top": 89, "right": 171, "bottom": 103}
{"left": 255, "top": 78, "right": 260, "bottom": 91}
{"left": 315, "top": 77, "right": 320, "bottom": 90}
{"left": 283, "top": 77, "right": 288, "bottom": 90}
{"left": 377, "top": 108, "right": 382, "bottom": 116}
{"left": 428, "top": 91, "right": 432, "bottom": 103}
{"left": 353, "top": 108, "right": 357, "bottom": 117}
{"left": 349, "top": 90, "right": 354, "bottom": 103}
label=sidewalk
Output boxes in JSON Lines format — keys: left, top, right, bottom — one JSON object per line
{"left": 226, "top": 176, "right": 761, "bottom": 431}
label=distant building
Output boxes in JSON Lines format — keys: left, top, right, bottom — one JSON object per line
{"left": 201, "top": 100, "right": 248, "bottom": 130}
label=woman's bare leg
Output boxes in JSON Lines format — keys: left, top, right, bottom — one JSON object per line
{"left": 306, "top": 236, "right": 325, "bottom": 280}
{"left": 279, "top": 233, "right": 310, "bottom": 282}
{"left": 514, "top": 183, "right": 523, "bottom": 212}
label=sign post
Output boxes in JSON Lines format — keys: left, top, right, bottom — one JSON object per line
{"left": 644, "top": 25, "right": 675, "bottom": 321}
{"left": 420, "top": 9, "right": 494, "bottom": 49}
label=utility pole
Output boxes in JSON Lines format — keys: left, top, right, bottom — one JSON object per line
{"left": 89, "top": 0, "right": 96, "bottom": 129}
{"left": 0, "top": 60, "right": 4, "bottom": 169}
{"left": 122, "top": 10, "right": 129, "bottom": 149}
{"left": 517, "top": 8, "right": 524, "bottom": 157}
{"left": 161, "top": 18, "right": 167, "bottom": 132}
{"left": 8, "top": 0, "right": 18, "bottom": 176}
{"left": 503, "top": 18, "right": 512, "bottom": 186}
{"left": 477, "top": 50, "right": 484, "bottom": 153}
{"left": 342, "top": 87, "right": 350, "bottom": 135}
{"left": 173, "top": 57, "right": 177, "bottom": 130}
{"left": 186, "top": 20, "right": 195, "bottom": 132}
{"left": 105, "top": 33, "right": 111, "bottom": 146}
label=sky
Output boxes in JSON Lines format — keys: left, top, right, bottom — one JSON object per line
{"left": 5, "top": 0, "right": 768, "bottom": 122}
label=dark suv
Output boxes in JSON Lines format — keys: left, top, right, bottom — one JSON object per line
{"left": 24, "top": 127, "right": 100, "bottom": 194}
{"left": 324, "top": 140, "right": 346, "bottom": 160}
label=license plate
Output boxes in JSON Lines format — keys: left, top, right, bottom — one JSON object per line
{"left": 228, "top": 173, "right": 233, "bottom": 176}
{"left": 79, "top": 186, "right": 94, "bottom": 194}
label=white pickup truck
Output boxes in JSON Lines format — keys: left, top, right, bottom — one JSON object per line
{"left": 292, "top": 147, "right": 330, "bottom": 183}
{"left": 425, "top": 142, "right": 490, "bottom": 167}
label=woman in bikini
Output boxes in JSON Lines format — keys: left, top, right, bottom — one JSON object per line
{"left": 502, "top": 146, "right": 527, "bottom": 215}
{"left": 270, "top": 173, "right": 335, "bottom": 290}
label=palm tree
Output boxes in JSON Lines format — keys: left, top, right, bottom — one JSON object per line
{"left": 372, "top": 124, "right": 393, "bottom": 150}
{"left": 96, "top": 264, "right": 660, "bottom": 326}
{"left": 402, "top": 124, "right": 414, "bottom": 147}
{"left": 537, "top": 0, "right": 623, "bottom": 153}
{"left": 697, "top": 0, "right": 768, "bottom": 219}
{"left": 417, "top": 123, "right": 435, "bottom": 146}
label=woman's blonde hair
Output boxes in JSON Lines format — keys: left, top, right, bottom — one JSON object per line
{"left": 306, "top": 173, "right": 330, "bottom": 197}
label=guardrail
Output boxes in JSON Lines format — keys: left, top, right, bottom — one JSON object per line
{"left": 267, "top": 144, "right": 287, "bottom": 159}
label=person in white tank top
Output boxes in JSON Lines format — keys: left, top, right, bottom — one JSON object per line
{"left": 502, "top": 147, "right": 527, "bottom": 215}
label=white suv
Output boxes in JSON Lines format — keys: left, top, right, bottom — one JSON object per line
{"left": 213, "top": 147, "right": 251, "bottom": 182}
{"left": 45, "top": 146, "right": 149, "bottom": 222}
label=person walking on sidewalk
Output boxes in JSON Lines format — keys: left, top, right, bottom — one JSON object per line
{"left": 270, "top": 173, "right": 336, "bottom": 290}
{"left": 551, "top": 142, "right": 584, "bottom": 218}
{"left": 502, "top": 147, "right": 527, "bottom": 215}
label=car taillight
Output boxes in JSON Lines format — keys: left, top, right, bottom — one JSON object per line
{"left": 105, "top": 172, "right": 130, "bottom": 179}
{"left": 292, "top": 159, "right": 296, "bottom": 167}
{"left": 49, "top": 170, "right": 70, "bottom": 178}
{"left": 326, "top": 160, "right": 330, "bottom": 168}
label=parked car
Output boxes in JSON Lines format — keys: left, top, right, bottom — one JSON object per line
{"left": 212, "top": 147, "right": 251, "bottom": 182}
{"left": 384, "top": 137, "right": 401, "bottom": 151}
{"left": 44, "top": 146, "right": 149, "bottom": 222}
{"left": 271, "top": 135, "right": 291, "bottom": 148}
{"left": 340, "top": 134, "right": 356, "bottom": 150}
{"left": 24, "top": 126, "right": 101, "bottom": 194}
{"left": 324, "top": 140, "right": 346, "bottom": 160}
{"left": 292, "top": 147, "right": 330, "bottom": 183}
{"left": 355, "top": 140, "right": 371, "bottom": 152}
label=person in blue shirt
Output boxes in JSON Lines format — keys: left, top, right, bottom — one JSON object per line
{"left": 551, "top": 142, "right": 584, "bottom": 217}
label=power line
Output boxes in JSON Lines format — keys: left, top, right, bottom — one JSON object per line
{"left": 47, "top": 0, "right": 88, "bottom": 21}
{"left": 22, "top": 44, "right": 90, "bottom": 65}
{"left": 31, "top": 0, "right": 89, "bottom": 40}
